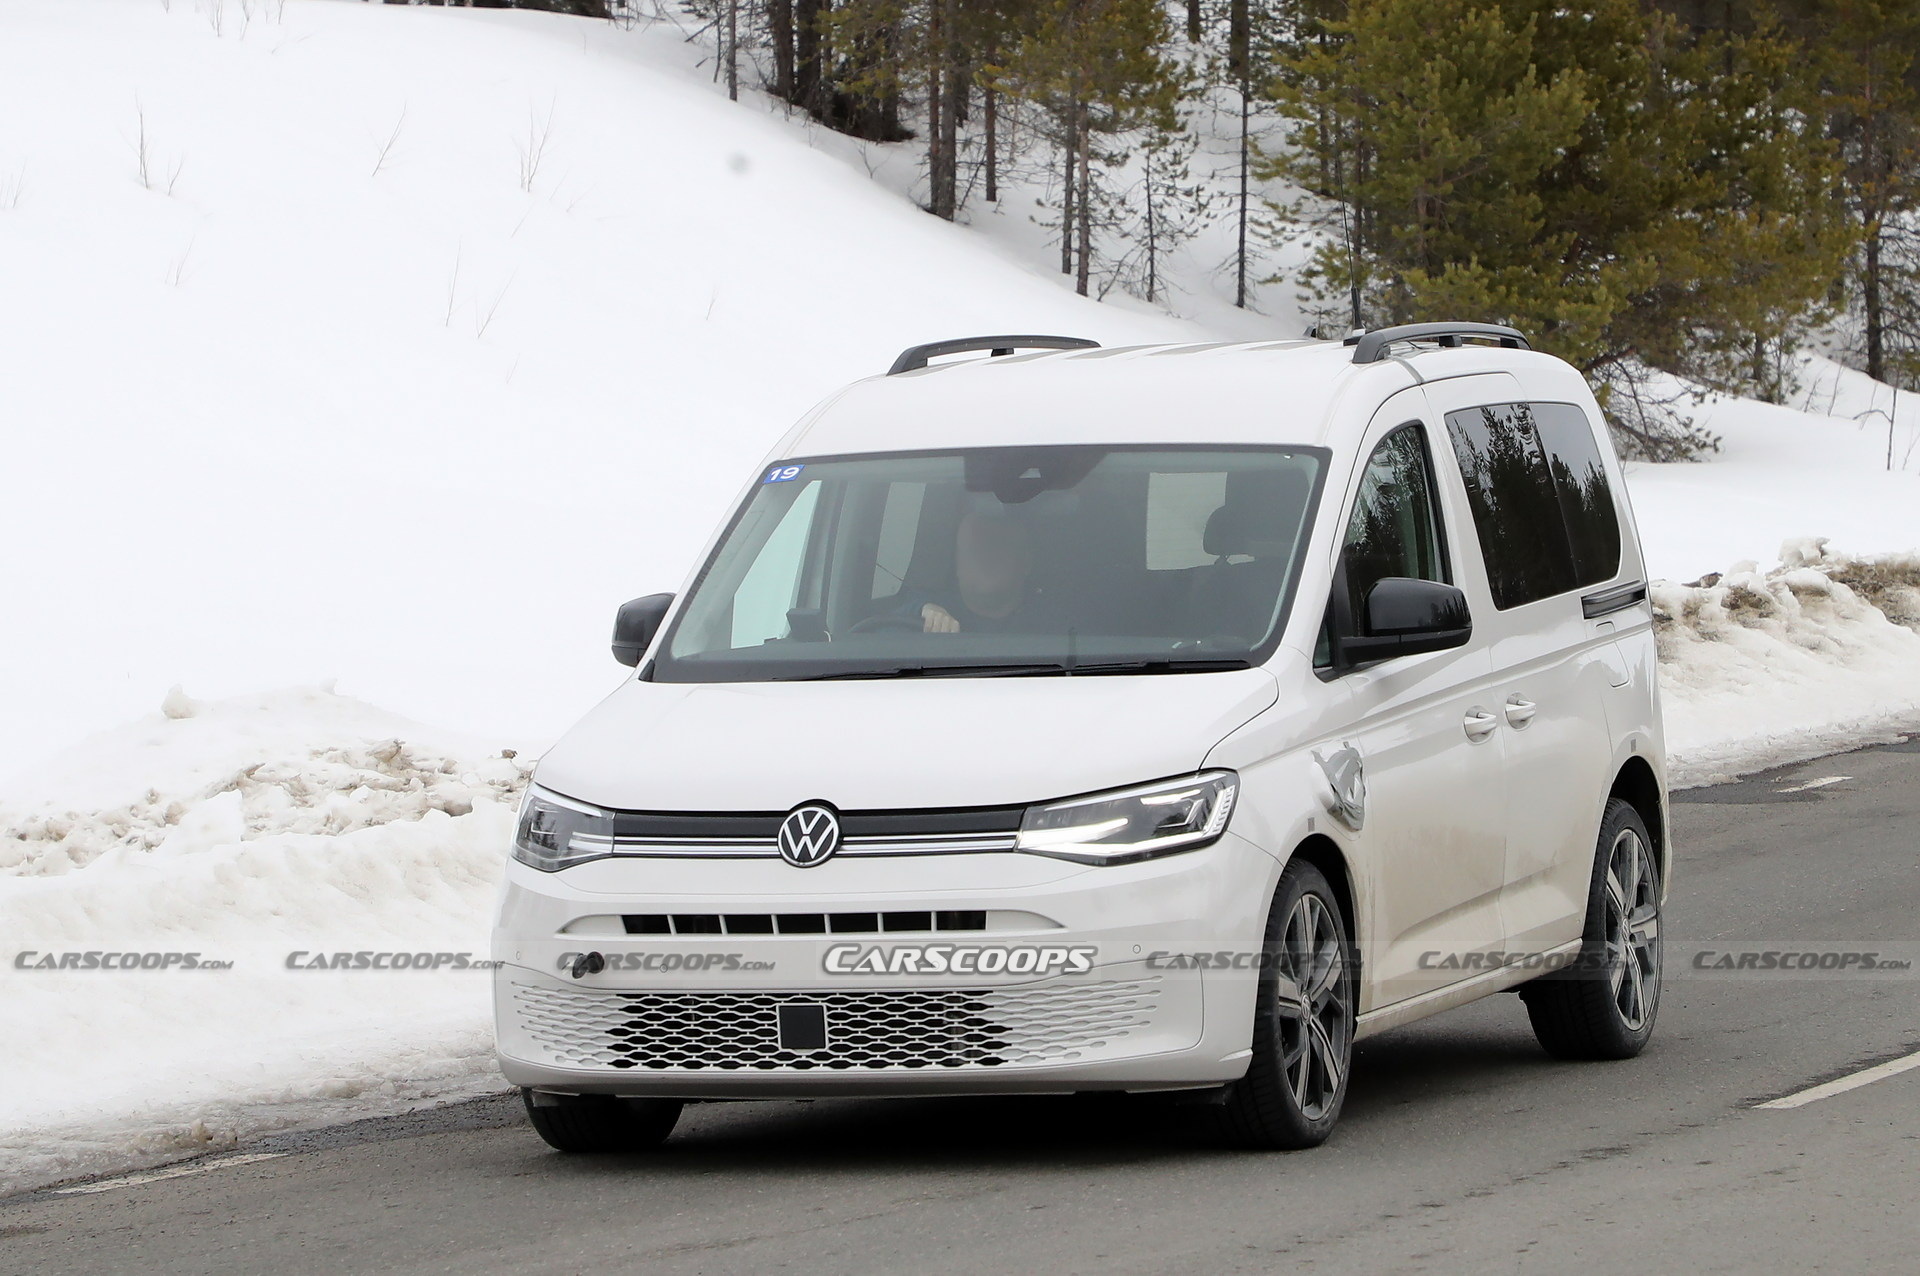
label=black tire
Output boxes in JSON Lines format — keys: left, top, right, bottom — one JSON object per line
{"left": 521, "top": 1089, "right": 683, "bottom": 1153}
{"left": 1213, "top": 859, "right": 1357, "bottom": 1150}
{"left": 1519, "top": 798, "right": 1662, "bottom": 1060}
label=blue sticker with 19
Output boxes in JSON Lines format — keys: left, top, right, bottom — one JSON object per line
{"left": 764, "top": 464, "right": 806, "bottom": 483}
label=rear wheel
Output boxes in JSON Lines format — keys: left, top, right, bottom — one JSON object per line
{"left": 1519, "top": 798, "right": 1662, "bottom": 1060}
{"left": 521, "top": 1089, "right": 683, "bottom": 1153}
{"left": 1214, "top": 859, "right": 1356, "bottom": 1149}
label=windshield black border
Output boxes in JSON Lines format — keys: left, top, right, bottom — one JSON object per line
{"left": 644, "top": 442, "right": 1333, "bottom": 683}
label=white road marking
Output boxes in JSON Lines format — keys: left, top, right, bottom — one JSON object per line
{"left": 1774, "top": 775, "right": 1850, "bottom": 794}
{"left": 1754, "top": 1048, "right": 1920, "bottom": 1110}
{"left": 51, "top": 1151, "right": 285, "bottom": 1195}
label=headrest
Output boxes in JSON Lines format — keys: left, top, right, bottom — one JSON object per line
{"left": 1203, "top": 467, "right": 1311, "bottom": 559}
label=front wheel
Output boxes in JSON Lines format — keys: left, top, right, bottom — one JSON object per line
{"left": 522, "top": 1089, "right": 683, "bottom": 1153}
{"left": 1214, "top": 859, "right": 1356, "bottom": 1149}
{"left": 1519, "top": 798, "right": 1662, "bottom": 1060}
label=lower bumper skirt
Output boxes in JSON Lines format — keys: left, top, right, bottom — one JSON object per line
{"left": 494, "top": 963, "right": 1246, "bottom": 1097}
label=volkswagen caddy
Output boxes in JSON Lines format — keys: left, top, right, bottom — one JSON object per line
{"left": 494, "top": 324, "right": 1667, "bottom": 1152}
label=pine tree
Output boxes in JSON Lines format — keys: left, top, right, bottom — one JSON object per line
{"left": 1778, "top": 0, "right": 1920, "bottom": 389}
{"left": 1266, "top": 0, "right": 1852, "bottom": 454}
{"left": 985, "top": 0, "right": 1181, "bottom": 293}
{"left": 831, "top": 0, "right": 1022, "bottom": 212}
{"left": 1128, "top": 112, "right": 1211, "bottom": 303}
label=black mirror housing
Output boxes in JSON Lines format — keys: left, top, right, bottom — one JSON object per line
{"left": 612, "top": 593, "right": 675, "bottom": 667}
{"left": 1366, "top": 577, "right": 1471, "bottom": 635}
{"left": 1340, "top": 577, "right": 1472, "bottom": 663}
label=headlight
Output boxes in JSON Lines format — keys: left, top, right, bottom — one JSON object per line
{"left": 1016, "top": 772, "right": 1237, "bottom": 865}
{"left": 513, "top": 786, "right": 616, "bottom": 872}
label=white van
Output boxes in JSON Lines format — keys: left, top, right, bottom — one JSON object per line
{"left": 494, "top": 324, "right": 1667, "bottom": 1152}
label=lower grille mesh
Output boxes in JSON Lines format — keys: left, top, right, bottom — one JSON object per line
{"left": 514, "top": 979, "right": 1161, "bottom": 1071}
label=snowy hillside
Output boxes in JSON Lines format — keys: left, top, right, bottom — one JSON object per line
{"left": 1, "top": 0, "right": 1918, "bottom": 1195}
{"left": 0, "top": 0, "right": 1198, "bottom": 787}
{"left": 1627, "top": 356, "right": 1920, "bottom": 582}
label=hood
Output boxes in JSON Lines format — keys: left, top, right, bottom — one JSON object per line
{"left": 535, "top": 668, "right": 1279, "bottom": 812}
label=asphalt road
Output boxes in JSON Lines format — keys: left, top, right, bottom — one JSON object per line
{"left": 6, "top": 737, "right": 1918, "bottom": 1275}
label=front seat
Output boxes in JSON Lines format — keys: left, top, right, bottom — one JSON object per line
{"left": 1188, "top": 468, "right": 1312, "bottom": 645}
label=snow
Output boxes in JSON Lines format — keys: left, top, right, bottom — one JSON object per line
{"left": 827, "top": 82, "right": 1321, "bottom": 339}
{"left": 0, "top": 0, "right": 1199, "bottom": 1193}
{"left": 1625, "top": 356, "right": 1920, "bottom": 584}
{"left": 2, "top": 684, "right": 526, "bottom": 874}
{"left": 0, "top": 0, "right": 1198, "bottom": 790}
{"left": 1, "top": 0, "right": 1911, "bottom": 794}
{"left": 0, "top": 0, "right": 1916, "bottom": 1197}
{"left": 1658, "top": 543, "right": 1920, "bottom": 786}
{"left": 0, "top": 687, "right": 526, "bottom": 1196}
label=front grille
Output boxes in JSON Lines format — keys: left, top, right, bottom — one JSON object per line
{"left": 571, "top": 804, "right": 1025, "bottom": 860}
{"left": 622, "top": 911, "right": 987, "bottom": 936}
{"left": 514, "top": 979, "right": 1162, "bottom": 1071}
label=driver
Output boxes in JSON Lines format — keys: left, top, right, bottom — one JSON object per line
{"left": 919, "top": 510, "right": 1037, "bottom": 634}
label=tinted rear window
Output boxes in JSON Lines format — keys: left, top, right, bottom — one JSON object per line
{"left": 1445, "top": 403, "right": 1577, "bottom": 609}
{"left": 1533, "top": 403, "right": 1621, "bottom": 587}
{"left": 1444, "top": 402, "right": 1620, "bottom": 609}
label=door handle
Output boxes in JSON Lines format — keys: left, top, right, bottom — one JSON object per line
{"left": 1463, "top": 708, "right": 1499, "bottom": 741}
{"left": 1504, "top": 695, "right": 1537, "bottom": 728}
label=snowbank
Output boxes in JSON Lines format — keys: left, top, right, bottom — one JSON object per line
{"left": 0, "top": 688, "right": 527, "bottom": 1196}
{"left": 2, "top": 685, "right": 527, "bottom": 874}
{"left": 1657, "top": 540, "right": 1920, "bottom": 786}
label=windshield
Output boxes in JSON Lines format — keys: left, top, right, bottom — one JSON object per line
{"left": 654, "top": 445, "right": 1328, "bottom": 681}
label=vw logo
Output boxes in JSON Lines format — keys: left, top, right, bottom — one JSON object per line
{"left": 776, "top": 804, "right": 841, "bottom": 868}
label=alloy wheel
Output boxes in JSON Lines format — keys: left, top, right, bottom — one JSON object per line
{"left": 1272, "top": 892, "right": 1351, "bottom": 1121}
{"left": 1603, "top": 827, "right": 1661, "bottom": 1030}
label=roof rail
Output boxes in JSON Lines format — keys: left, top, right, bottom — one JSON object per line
{"left": 887, "top": 335, "right": 1099, "bottom": 375}
{"left": 1346, "top": 323, "right": 1528, "bottom": 364}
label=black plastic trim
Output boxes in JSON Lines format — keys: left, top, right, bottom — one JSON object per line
{"left": 612, "top": 593, "right": 675, "bottom": 667}
{"left": 621, "top": 911, "right": 990, "bottom": 936}
{"left": 1347, "top": 323, "right": 1528, "bottom": 364}
{"left": 605, "top": 805, "right": 1025, "bottom": 840}
{"left": 1582, "top": 579, "right": 1649, "bottom": 618}
{"left": 887, "top": 335, "right": 1098, "bottom": 375}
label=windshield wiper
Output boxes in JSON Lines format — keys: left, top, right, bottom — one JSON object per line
{"left": 1048, "top": 658, "right": 1253, "bottom": 675}
{"left": 777, "top": 658, "right": 1251, "bottom": 681}
{"left": 777, "top": 663, "right": 1065, "bottom": 681}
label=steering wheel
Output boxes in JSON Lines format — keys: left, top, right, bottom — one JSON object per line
{"left": 848, "top": 612, "right": 925, "bottom": 634}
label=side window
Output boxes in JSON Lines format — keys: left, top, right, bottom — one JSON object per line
{"left": 1533, "top": 404, "right": 1621, "bottom": 587}
{"left": 1444, "top": 403, "right": 1578, "bottom": 609}
{"left": 1341, "top": 424, "right": 1449, "bottom": 622}
{"left": 729, "top": 482, "right": 821, "bottom": 647}
{"left": 1444, "top": 402, "right": 1620, "bottom": 609}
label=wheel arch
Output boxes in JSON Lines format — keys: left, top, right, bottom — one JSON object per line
{"left": 1288, "top": 834, "right": 1360, "bottom": 974}
{"left": 1609, "top": 754, "right": 1667, "bottom": 886}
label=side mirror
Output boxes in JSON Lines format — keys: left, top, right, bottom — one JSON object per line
{"left": 1339, "top": 577, "right": 1471, "bottom": 663}
{"left": 612, "top": 593, "right": 675, "bottom": 667}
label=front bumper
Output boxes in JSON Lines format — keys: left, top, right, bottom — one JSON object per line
{"left": 491, "top": 831, "right": 1278, "bottom": 1097}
